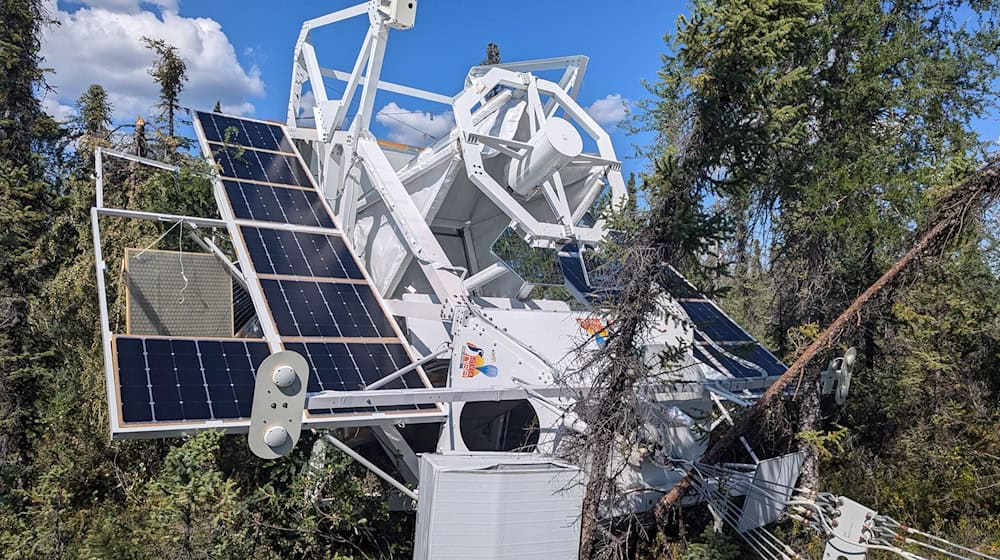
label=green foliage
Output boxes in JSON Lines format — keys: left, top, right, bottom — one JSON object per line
{"left": 797, "top": 424, "right": 848, "bottom": 461}
{"left": 631, "top": 0, "right": 1000, "bottom": 555}
{"left": 682, "top": 526, "right": 743, "bottom": 560}
{"left": 143, "top": 37, "right": 188, "bottom": 139}
{"left": 481, "top": 42, "right": 501, "bottom": 65}
{"left": 138, "top": 431, "right": 247, "bottom": 559}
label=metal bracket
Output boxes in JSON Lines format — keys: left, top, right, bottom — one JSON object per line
{"left": 249, "top": 351, "right": 309, "bottom": 459}
{"left": 822, "top": 497, "right": 877, "bottom": 560}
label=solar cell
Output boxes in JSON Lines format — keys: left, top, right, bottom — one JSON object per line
{"left": 197, "top": 112, "right": 294, "bottom": 153}
{"left": 725, "top": 343, "right": 786, "bottom": 377}
{"left": 259, "top": 279, "right": 395, "bottom": 339}
{"left": 224, "top": 181, "right": 336, "bottom": 229}
{"left": 210, "top": 144, "right": 314, "bottom": 187}
{"left": 241, "top": 226, "right": 363, "bottom": 279}
{"left": 694, "top": 344, "right": 769, "bottom": 379}
{"left": 285, "top": 341, "right": 433, "bottom": 414}
{"left": 115, "top": 336, "right": 269, "bottom": 423}
{"left": 678, "top": 300, "right": 753, "bottom": 342}
{"left": 187, "top": 111, "right": 440, "bottom": 428}
{"left": 558, "top": 244, "right": 589, "bottom": 294}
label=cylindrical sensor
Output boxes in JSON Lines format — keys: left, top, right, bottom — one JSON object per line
{"left": 506, "top": 117, "right": 583, "bottom": 197}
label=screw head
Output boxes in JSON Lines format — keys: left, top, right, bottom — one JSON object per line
{"left": 263, "top": 426, "right": 289, "bottom": 448}
{"left": 272, "top": 365, "right": 297, "bottom": 388}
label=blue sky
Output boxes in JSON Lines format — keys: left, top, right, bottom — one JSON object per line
{"left": 40, "top": 0, "right": 999, "bottom": 178}
{"left": 41, "top": 0, "right": 686, "bottom": 178}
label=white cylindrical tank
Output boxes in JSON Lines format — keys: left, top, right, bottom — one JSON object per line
{"left": 506, "top": 117, "right": 583, "bottom": 197}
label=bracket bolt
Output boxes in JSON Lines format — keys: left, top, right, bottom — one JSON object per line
{"left": 273, "top": 365, "right": 297, "bottom": 388}
{"left": 263, "top": 426, "right": 290, "bottom": 448}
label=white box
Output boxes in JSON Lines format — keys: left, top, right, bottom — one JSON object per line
{"left": 377, "top": 0, "right": 417, "bottom": 30}
{"left": 414, "top": 452, "right": 583, "bottom": 560}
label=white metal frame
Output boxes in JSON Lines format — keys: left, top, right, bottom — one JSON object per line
{"left": 452, "top": 66, "right": 626, "bottom": 244}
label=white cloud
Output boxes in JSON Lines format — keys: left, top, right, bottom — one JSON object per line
{"left": 39, "top": 0, "right": 264, "bottom": 123}
{"left": 67, "top": 0, "right": 179, "bottom": 14}
{"left": 297, "top": 90, "right": 315, "bottom": 118}
{"left": 375, "top": 102, "right": 455, "bottom": 146}
{"left": 585, "top": 93, "right": 629, "bottom": 127}
{"left": 40, "top": 95, "right": 76, "bottom": 122}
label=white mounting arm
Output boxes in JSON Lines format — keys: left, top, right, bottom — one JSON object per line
{"left": 94, "top": 147, "right": 179, "bottom": 208}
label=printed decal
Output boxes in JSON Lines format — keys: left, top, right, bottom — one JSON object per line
{"left": 577, "top": 317, "right": 609, "bottom": 347}
{"left": 461, "top": 342, "right": 499, "bottom": 378}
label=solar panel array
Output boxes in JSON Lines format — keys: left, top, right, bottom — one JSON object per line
{"left": 109, "top": 112, "right": 438, "bottom": 436}
{"left": 664, "top": 267, "right": 786, "bottom": 379}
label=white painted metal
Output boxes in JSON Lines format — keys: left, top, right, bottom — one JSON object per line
{"left": 737, "top": 452, "right": 804, "bottom": 533}
{"left": 94, "top": 147, "right": 179, "bottom": 208}
{"left": 822, "top": 497, "right": 877, "bottom": 560}
{"left": 89, "top": 1, "right": 799, "bottom": 529}
{"left": 506, "top": 117, "right": 583, "bottom": 197}
{"left": 248, "top": 351, "right": 309, "bottom": 459}
{"left": 324, "top": 434, "right": 418, "bottom": 501}
{"left": 413, "top": 453, "right": 583, "bottom": 560}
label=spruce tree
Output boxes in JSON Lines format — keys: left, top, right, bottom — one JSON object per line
{"left": 143, "top": 37, "right": 188, "bottom": 139}
{"left": 481, "top": 42, "right": 501, "bottom": 66}
{"left": 0, "top": 0, "right": 63, "bottom": 504}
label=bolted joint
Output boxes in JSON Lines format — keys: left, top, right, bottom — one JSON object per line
{"left": 273, "top": 365, "right": 297, "bottom": 388}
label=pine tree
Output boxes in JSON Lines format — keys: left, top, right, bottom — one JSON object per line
{"left": 75, "top": 84, "right": 112, "bottom": 170}
{"left": 481, "top": 42, "right": 501, "bottom": 66}
{"left": 0, "top": 0, "right": 64, "bottom": 511}
{"left": 143, "top": 37, "right": 188, "bottom": 139}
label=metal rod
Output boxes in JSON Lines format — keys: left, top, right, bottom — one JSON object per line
{"left": 99, "top": 147, "right": 181, "bottom": 173}
{"left": 364, "top": 346, "right": 450, "bottom": 391}
{"left": 463, "top": 263, "right": 508, "bottom": 291}
{"left": 323, "top": 434, "right": 418, "bottom": 501}
{"left": 183, "top": 225, "right": 248, "bottom": 290}
{"left": 901, "top": 525, "right": 1000, "bottom": 560}
{"left": 90, "top": 207, "right": 119, "bottom": 430}
{"left": 705, "top": 384, "right": 752, "bottom": 407}
{"left": 95, "top": 148, "right": 104, "bottom": 208}
{"left": 95, "top": 206, "right": 228, "bottom": 229}
{"left": 306, "top": 383, "right": 588, "bottom": 410}
{"left": 320, "top": 67, "right": 453, "bottom": 105}
{"left": 740, "top": 436, "right": 761, "bottom": 465}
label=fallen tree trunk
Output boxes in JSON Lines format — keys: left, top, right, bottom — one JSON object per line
{"left": 655, "top": 161, "right": 1000, "bottom": 517}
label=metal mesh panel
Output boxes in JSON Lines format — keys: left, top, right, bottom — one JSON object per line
{"left": 125, "top": 248, "right": 233, "bottom": 337}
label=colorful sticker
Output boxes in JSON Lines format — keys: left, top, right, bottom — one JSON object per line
{"left": 461, "top": 342, "right": 499, "bottom": 378}
{"left": 577, "top": 317, "right": 609, "bottom": 347}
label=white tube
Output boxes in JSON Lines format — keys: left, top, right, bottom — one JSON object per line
{"left": 506, "top": 117, "right": 582, "bottom": 196}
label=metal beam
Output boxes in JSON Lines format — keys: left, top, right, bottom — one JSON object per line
{"left": 320, "top": 67, "right": 453, "bottom": 105}
{"left": 95, "top": 147, "right": 179, "bottom": 208}
{"left": 364, "top": 346, "right": 450, "bottom": 391}
{"left": 371, "top": 425, "right": 420, "bottom": 485}
{"left": 183, "top": 226, "right": 248, "bottom": 290}
{"left": 307, "top": 384, "right": 587, "bottom": 409}
{"left": 322, "top": 434, "right": 418, "bottom": 501}
{"left": 301, "top": 1, "right": 370, "bottom": 32}
{"left": 94, "top": 207, "right": 228, "bottom": 229}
